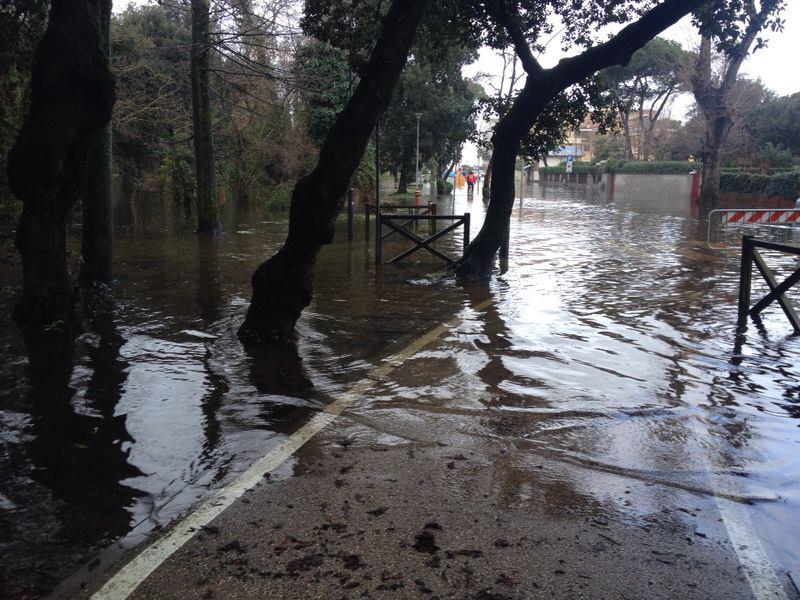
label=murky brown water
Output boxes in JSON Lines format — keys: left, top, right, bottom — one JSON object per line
{"left": 1, "top": 183, "right": 799, "bottom": 597}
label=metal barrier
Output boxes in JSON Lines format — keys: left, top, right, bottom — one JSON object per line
{"left": 364, "top": 202, "right": 436, "bottom": 242}
{"left": 738, "top": 235, "right": 800, "bottom": 333}
{"left": 376, "top": 212, "right": 470, "bottom": 266}
{"left": 707, "top": 209, "right": 800, "bottom": 250}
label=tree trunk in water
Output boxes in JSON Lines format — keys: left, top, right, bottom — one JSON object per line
{"left": 457, "top": 79, "right": 546, "bottom": 279}
{"left": 81, "top": 0, "right": 113, "bottom": 286}
{"left": 191, "top": 0, "right": 220, "bottom": 235}
{"left": 8, "top": 0, "right": 115, "bottom": 327}
{"left": 482, "top": 155, "right": 492, "bottom": 201}
{"left": 456, "top": 0, "right": 705, "bottom": 279}
{"left": 698, "top": 111, "right": 732, "bottom": 209}
{"left": 238, "top": 0, "right": 428, "bottom": 344}
{"left": 396, "top": 149, "right": 414, "bottom": 194}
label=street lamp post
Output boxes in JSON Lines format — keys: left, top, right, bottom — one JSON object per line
{"left": 414, "top": 112, "right": 422, "bottom": 189}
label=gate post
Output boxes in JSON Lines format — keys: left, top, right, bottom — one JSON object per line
{"left": 347, "top": 187, "right": 355, "bottom": 241}
{"left": 463, "top": 212, "right": 471, "bottom": 255}
{"left": 375, "top": 211, "right": 382, "bottom": 266}
{"left": 737, "top": 236, "right": 753, "bottom": 328}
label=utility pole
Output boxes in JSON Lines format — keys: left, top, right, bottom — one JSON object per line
{"left": 414, "top": 112, "right": 422, "bottom": 189}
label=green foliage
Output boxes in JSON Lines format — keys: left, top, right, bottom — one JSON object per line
{"left": 354, "top": 141, "right": 377, "bottom": 198}
{"left": 753, "top": 143, "right": 794, "bottom": 171}
{"left": 265, "top": 183, "right": 293, "bottom": 212}
{"left": 748, "top": 93, "right": 800, "bottom": 155}
{"left": 539, "top": 164, "right": 596, "bottom": 175}
{"left": 437, "top": 179, "right": 454, "bottom": 194}
{"left": 695, "top": 0, "right": 787, "bottom": 57}
{"left": 379, "top": 45, "right": 479, "bottom": 181}
{"left": 159, "top": 149, "right": 195, "bottom": 208}
{"left": 0, "top": 0, "right": 48, "bottom": 258}
{"left": 603, "top": 160, "right": 699, "bottom": 174}
{"left": 720, "top": 170, "right": 800, "bottom": 199}
{"left": 517, "top": 77, "right": 617, "bottom": 161}
{"left": 294, "top": 40, "right": 351, "bottom": 146}
{"left": 592, "top": 134, "right": 627, "bottom": 162}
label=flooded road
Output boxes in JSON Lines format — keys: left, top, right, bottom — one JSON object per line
{"left": 1, "top": 183, "right": 799, "bottom": 597}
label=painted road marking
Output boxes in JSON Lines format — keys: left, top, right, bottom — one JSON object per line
{"left": 93, "top": 294, "right": 789, "bottom": 600}
{"left": 713, "top": 496, "right": 789, "bottom": 600}
{"left": 91, "top": 299, "right": 493, "bottom": 600}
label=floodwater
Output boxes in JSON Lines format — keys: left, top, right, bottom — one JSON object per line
{"left": 1, "top": 182, "right": 799, "bottom": 597}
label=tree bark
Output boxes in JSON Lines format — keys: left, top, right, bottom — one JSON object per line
{"left": 691, "top": 0, "right": 775, "bottom": 209}
{"left": 238, "top": 0, "right": 428, "bottom": 344}
{"left": 482, "top": 155, "right": 492, "bottom": 201}
{"left": 80, "top": 0, "right": 113, "bottom": 286}
{"left": 396, "top": 151, "right": 414, "bottom": 194}
{"left": 456, "top": 0, "right": 708, "bottom": 279}
{"left": 191, "top": 0, "right": 220, "bottom": 235}
{"left": 8, "top": 0, "right": 115, "bottom": 327}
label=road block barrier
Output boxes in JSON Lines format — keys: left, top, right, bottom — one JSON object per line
{"left": 707, "top": 209, "right": 800, "bottom": 250}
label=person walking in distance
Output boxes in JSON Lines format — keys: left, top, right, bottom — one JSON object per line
{"left": 466, "top": 171, "right": 477, "bottom": 196}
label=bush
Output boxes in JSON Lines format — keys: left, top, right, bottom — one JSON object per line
{"left": 265, "top": 183, "right": 293, "bottom": 212}
{"left": 437, "top": 179, "right": 453, "bottom": 194}
{"left": 539, "top": 163, "right": 596, "bottom": 174}
{"left": 720, "top": 170, "right": 800, "bottom": 199}
{"left": 603, "top": 160, "right": 698, "bottom": 174}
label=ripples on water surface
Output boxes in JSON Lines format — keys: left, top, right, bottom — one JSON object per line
{"left": 1, "top": 184, "right": 799, "bottom": 596}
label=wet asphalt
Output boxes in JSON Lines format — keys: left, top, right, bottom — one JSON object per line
{"left": 82, "top": 413, "right": 796, "bottom": 599}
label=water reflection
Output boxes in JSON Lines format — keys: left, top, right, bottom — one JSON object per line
{"left": 1, "top": 309, "right": 144, "bottom": 596}
{"left": 2, "top": 185, "right": 800, "bottom": 596}
{"left": 245, "top": 342, "right": 317, "bottom": 434}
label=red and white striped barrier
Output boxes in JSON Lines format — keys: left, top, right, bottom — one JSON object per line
{"left": 707, "top": 209, "right": 800, "bottom": 249}
{"left": 719, "top": 209, "right": 800, "bottom": 224}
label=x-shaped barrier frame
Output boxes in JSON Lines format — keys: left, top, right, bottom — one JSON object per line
{"left": 376, "top": 214, "right": 470, "bottom": 266}
{"left": 738, "top": 236, "right": 800, "bottom": 333}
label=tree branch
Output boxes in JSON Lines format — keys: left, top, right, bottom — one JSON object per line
{"left": 488, "top": 0, "right": 543, "bottom": 76}
{"left": 550, "top": 0, "right": 709, "bottom": 88}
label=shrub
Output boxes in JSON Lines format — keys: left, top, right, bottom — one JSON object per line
{"left": 602, "top": 160, "right": 698, "bottom": 174}
{"left": 437, "top": 179, "right": 453, "bottom": 195}
{"left": 719, "top": 170, "right": 800, "bottom": 199}
{"left": 265, "top": 183, "right": 293, "bottom": 212}
{"left": 539, "top": 163, "right": 596, "bottom": 174}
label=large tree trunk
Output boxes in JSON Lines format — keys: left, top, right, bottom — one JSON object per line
{"left": 395, "top": 147, "right": 414, "bottom": 194}
{"left": 8, "top": 0, "right": 115, "bottom": 327}
{"left": 698, "top": 109, "right": 733, "bottom": 208}
{"left": 191, "top": 0, "right": 220, "bottom": 235}
{"left": 620, "top": 108, "right": 634, "bottom": 159}
{"left": 80, "top": 0, "right": 113, "bottom": 286}
{"left": 238, "top": 0, "right": 428, "bottom": 344}
{"left": 457, "top": 79, "right": 548, "bottom": 278}
{"left": 482, "top": 155, "right": 492, "bottom": 201}
{"left": 456, "top": 0, "right": 706, "bottom": 280}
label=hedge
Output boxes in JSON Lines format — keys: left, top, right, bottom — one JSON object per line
{"left": 539, "top": 163, "right": 596, "bottom": 174}
{"left": 602, "top": 160, "right": 698, "bottom": 174}
{"left": 719, "top": 170, "right": 800, "bottom": 199}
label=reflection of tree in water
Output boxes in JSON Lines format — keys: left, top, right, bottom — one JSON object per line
{"left": 245, "top": 342, "right": 317, "bottom": 435}
{"left": 25, "top": 308, "right": 144, "bottom": 543}
{"left": 4, "top": 303, "right": 144, "bottom": 596}
{"left": 466, "top": 283, "right": 547, "bottom": 412}
{"left": 464, "top": 284, "right": 595, "bottom": 518}
{"left": 195, "top": 236, "right": 227, "bottom": 458}
{"left": 196, "top": 235, "right": 223, "bottom": 325}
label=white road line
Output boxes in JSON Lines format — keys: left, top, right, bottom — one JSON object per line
{"left": 712, "top": 492, "right": 789, "bottom": 600}
{"left": 91, "top": 300, "right": 492, "bottom": 600}
{"left": 694, "top": 418, "right": 789, "bottom": 600}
